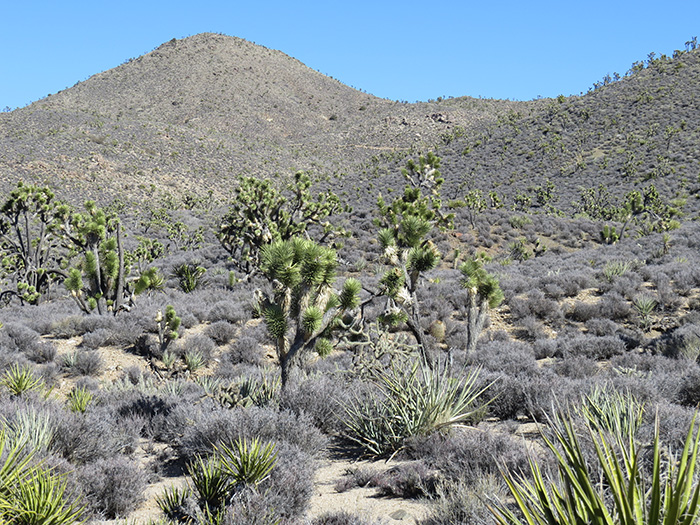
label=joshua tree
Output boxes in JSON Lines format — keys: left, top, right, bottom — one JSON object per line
{"left": 460, "top": 256, "right": 504, "bottom": 354}
{"left": 256, "top": 237, "right": 360, "bottom": 388}
{"left": 63, "top": 201, "right": 130, "bottom": 315}
{"left": 218, "top": 172, "right": 348, "bottom": 276}
{"left": 0, "top": 183, "right": 73, "bottom": 305}
{"left": 375, "top": 152, "right": 453, "bottom": 366}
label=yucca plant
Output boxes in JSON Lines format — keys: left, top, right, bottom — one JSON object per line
{"left": 1, "top": 364, "right": 44, "bottom": 396}
{"left": 184, "top": 350, "right": 205, "bottom": 373}
{"left": 491, "top": 407, "right": 700, "bottom": 525}
{"left": 216, "top": 437, "right": 277, "bottom": 487}
{"left": 344, "top": 359, "right": 491, "bottom": 457}
{"left": 186, "top": 455, "right": 232, "bottom": 511}
{"left": 3, "top": 408, "right": 55, "bottom": 453}
{"left": 0, "top": 430, "right": 84, "bottom": 524}
{"left": 173, "top": 262, "right": 207, "bottom": 293}
{"left": 155, "top": 485, "right": 192, "bottom": 523}
{"left": 5, "top": 467, "right": 84, "bottom": 525}
{"left": 633, "top": 294, "right": 657, "bottom": 332}
{"left": 66, "top": 386, "right": 93, "bottom": 414}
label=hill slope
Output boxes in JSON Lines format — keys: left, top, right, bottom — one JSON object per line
{"left": 0, "top": 33, "right": 527, "bottom": 203}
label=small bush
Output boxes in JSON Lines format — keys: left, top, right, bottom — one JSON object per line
{"left": 76, "top": 456, "right": 147, "bottom": 519}
{"left": 205, "top": 321, "right": 238, "bottom": 345}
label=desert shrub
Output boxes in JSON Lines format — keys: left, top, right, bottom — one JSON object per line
{"left": 2, "top": 322, "right": 41, "bottom": 353}
{"left": 207, "top": 301, "right": 249, "bottom": 324}
{"left": 421, "top": 476, "right": 506, "bottom": 525}
{"left": 559, "top": 334, "right": 626, "bottom": 360}
{"left": 508, "top": 290, "right": 563, "bottom": 323}
{"left": 178, "top": 405, "right": 328, "bottom": 462}
{"left": 676, "top": 367, "right": 700, "bottom": 407}
{"left": 259, "top": 441, "right": 315, "bottom": 520}
{"left": 278, "top": 373, "right": 349, "bottom": 434}
{"left": 585, "top": 318, "right": 620, "bottom": 336}
{"left": 568, "top": 301, "right": 600, "bottom": 322}
{"left": 532, "top": 338, "right": 559, "bottom": 359}
{"left": 48, "top": 315, "right": 84, "bottom": 338}
{"left": 599, "top": 291, "right": 632, "bottom": 321}
{"left": 554, "top": 356, "right": 600, "bottom": 379}
{"left": 80, "top": 328, "right": 112, "bottom": 349}
{"left": 76, "top": 456, "right": 147, "bottom": 519}
{"left": 468, "top": 340, "right": 538, "bottom": 376}
{"left": 221, "top": 328, "right": 267, "bottom": 368}
{"left": 407, "top": 427, "right": 530, "bottom": 485}
{"left": 205, "top": 320, "right": 238, "bottom": 345}
{"left": 652, "top": 323, "right": 700, "bottom": 360}
{"left": 26, "top": 339, "right": 57, "bottom": 364}
{"left": 312, "top": 511, "right": 384, "bottom": 525}
{"left": 370, "top": 460, "right": 439, "bottom": 498}
{"left": 519, "top": 316, "right": 547, "bottom": 341}
{"left": 178, "top": 333, "right": 215, "bottom": 363}
{"left": 112, "top": 391, "right": 182, "bottom": 440}
{"left": 62, "top": 349, "right": 103, "bottom": 376}
{"left": 52, "top": 407, "right": 138, "bottom": 464}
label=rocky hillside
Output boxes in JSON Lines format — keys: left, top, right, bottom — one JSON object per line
{"left": 432, "top": 46, "right": 700, "bottom": 214}
{"left": 0, "top": 33, "right": 529, "bottom": 204}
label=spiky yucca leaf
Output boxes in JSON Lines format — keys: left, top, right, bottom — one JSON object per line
{"left": 64, "top": 269, "right": 83, "bottom": 293}
{"left": 378, "top": 228, "right": 396, "bottom": 250}
{"left": 262, "top": 304, "right": 288, "bottom": 340}
{"left": 343, "top": 359, "right": 491, "bottom": 457}
{"left": 407, "top": 243, "right": 440, "bottom": 273}
{"left": 315, "top": 337, "right": 333, "bottom": 357}
{"left": 380, "top": 268, "right": 405, "bottom": 299}
{"left": 399, "top": 215, "right": 432, "bottom": 248}
{"left": 339, "top": 278, "right": 361, "bottom": 310}
{"left": 302, "top": 306, "right": 323, "bottom": 336}
{"left": 216, "top": 438, "right": 277, "bottom": 487}
{"left": 491, "top": 409, "right": 700, "bottom": 525}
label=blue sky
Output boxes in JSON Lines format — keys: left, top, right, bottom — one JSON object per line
{"left": 2, "top": 1, "right": 699, "bottom": 110}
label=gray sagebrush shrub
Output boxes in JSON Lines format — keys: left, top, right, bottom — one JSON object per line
{"left": 407, "top": 428, "right": 530, "bottom": 486}
{"left": 178, "top": 405, "right": 328, "bottom": 462}
{"left": 370, "top": 460, "right": 439, "bottom": 498}
{"left": 278, "top": 373, "right": 348, "bottom": 434}
{"left": 205, "top": 320, "right": 238, "bottom": 345}
{"left": 257, "top": 441, "right": 315, "bottom": 520}
{"left": 52, "top": 406, "right": 139, "bottom": 464}
{"left": 80, "top": 328, "right": 113, "bottom": 350}
{"left": 63, "top": 349, "right": 103, "bottom": 376}
{"left": 76, "top": 456, "right": 146, "bottom": 519}
{"left": 207, "top": 300, "right": 250, "bottom": 324}
{"left": 585, "top": 318, "right": 620, "bottom": 336}
{"left": 559, "top": 334, "right": 626, "bottom": 360}
{"left": 312, "top": 511, "right": 384, "bottom": 525}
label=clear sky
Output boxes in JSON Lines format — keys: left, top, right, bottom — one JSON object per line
{"left": 2, "top": 1, "right": 699, "bottom": 110}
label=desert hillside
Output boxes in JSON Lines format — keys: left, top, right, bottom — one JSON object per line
{"left": 0, "top": 34, "right": 700, "bottom": 525}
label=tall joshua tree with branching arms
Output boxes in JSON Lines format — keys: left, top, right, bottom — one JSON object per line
{"left": 375, "top": 152, "right": 454, "bottom": 367}
{"left": 459, "top": 255, "right": 503, "bottom": 354}
{"left": 257, "top": 237, "right": 360, "bottom": 388}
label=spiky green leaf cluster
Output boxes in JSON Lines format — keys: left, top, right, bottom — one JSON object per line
{"left": 262, "top": 303, "right": 288, "bottom": 340}
{"left": 379, "top": 268, "right": 405, "bottom": 300}
{"left": 302, "top": 306, "right": 323, "bottom": 336}
{"left": 133, "top": 267, "right": 165, "bottom": 295}
{"left": 407, "top": 241, "right": 441, "bottom": 274}
{"left": 460, "top": 257, "right": 504, "bottom": 309}
{"left": 315, "top": 337, "right": 334, "bottom": 357}
{"left": 492, "top": 404, "right": 700, "bottom": 525}
{"left": 339, "top": 278, "right": 362, "bottom": 310}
